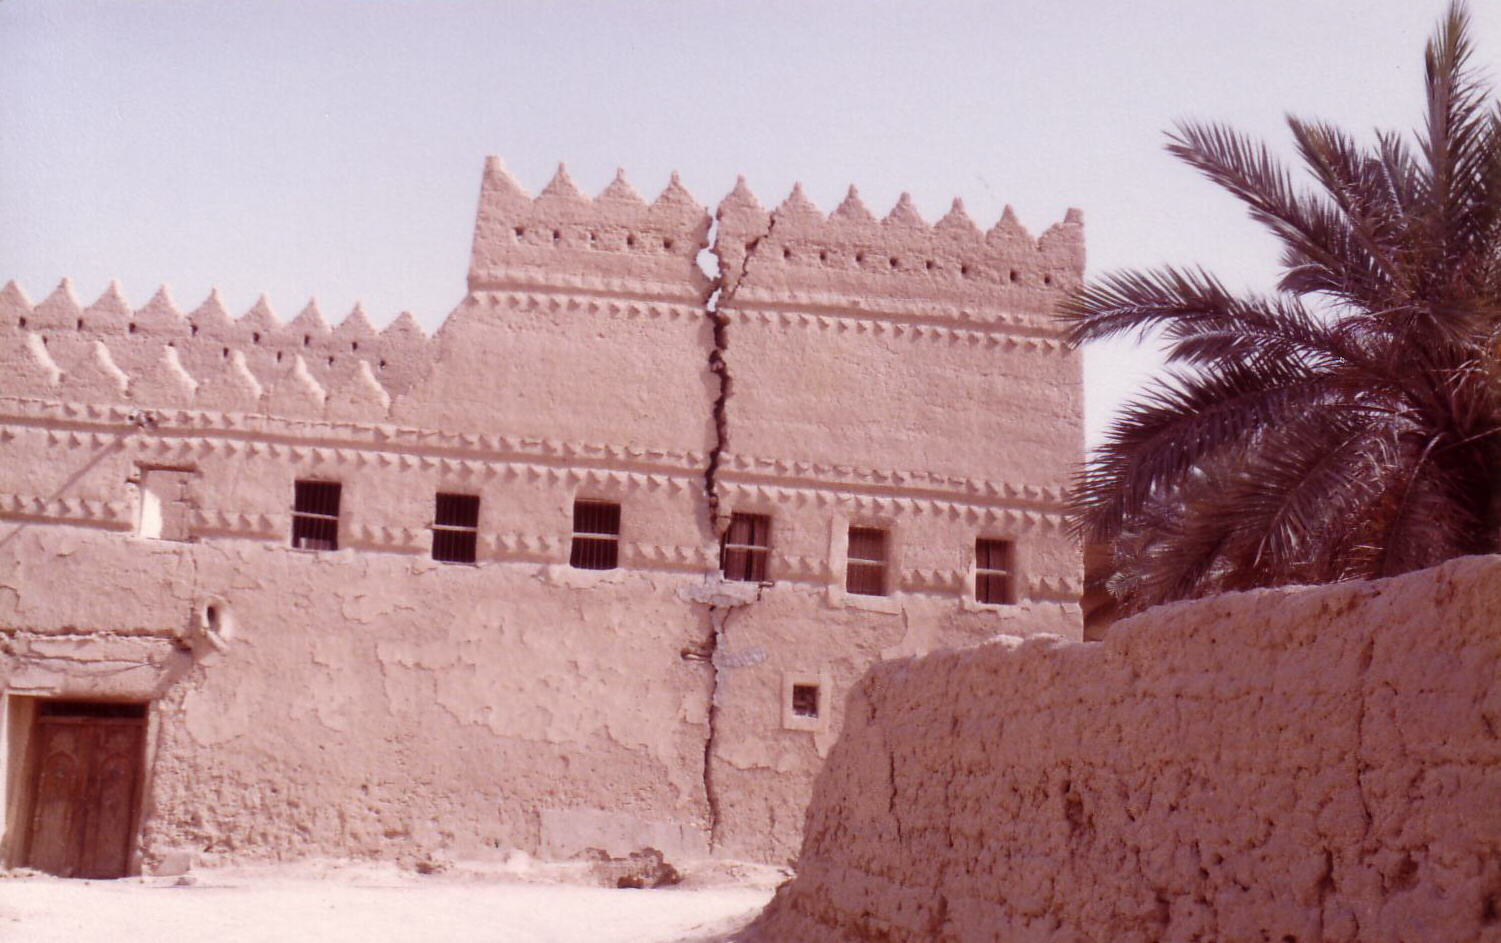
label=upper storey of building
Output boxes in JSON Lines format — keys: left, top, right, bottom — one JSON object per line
{"left": 0, "top": 159, "right": 1084, "bottom": 491}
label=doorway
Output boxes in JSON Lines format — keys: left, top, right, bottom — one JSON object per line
{"left": 21, "top": 700, "right": 147, "bottom": 879}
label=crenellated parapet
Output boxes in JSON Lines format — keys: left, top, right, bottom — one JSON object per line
{"left": 715, "top": 179, "right": 1084, "bottom": 329}
{"left": 0, "top": 159, "right": 1084, "bottom": 479}
{"left": 0, "top": 279, "right": 421, "bottom": 422}
{"left": 467, "top": 158, "right": 714, "bottom": 303}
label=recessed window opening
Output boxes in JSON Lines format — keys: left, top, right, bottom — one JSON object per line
{"left": 327, "top": 356, "right": 335, "bottom": 366}
{"left": 819, "top": 250, "right": 828, "bottom": 262}
{"left": 976, "top": 538, "right": 1015, "bottom": 605}
{"left": 432, "top": 492, "right": 480, "bottom": 564}
{"left": 1043, "top": 274, "right": 1054, "bottom": 286}
{"left": 663, "top": 238, "right": 675, "bottom": 250}
{"left": 18, "top": 316, "right": 27, "bottom": 329}
{"left": 252, "top": 331, "right": 261, "bottom": 344}
{"left": 221, "top": 347, "right": 229, "bottom": 358}
{"left": 303, "top": 334, "right": 311, "bottom": 346}
{"left": 626, "top": 234, "right": 636, "bottom": 247}
{"left": 136, "top": 466, "right": 197, "bottom": 541}
{"left": 276, "top": 351, "right": 284, "bottom": 363}
{"left": 514, "top": 226, "right": 526, "bottom": 239}
{"left": 960, "top": 264, "right": 971, "bottom": 277}
{"left": 889, "top": 256, "right": 898, "bottom": 268}
{"left": 791, "top": 684, "right": 820, "bottom": 718}
{"left": 570, "top": 500, "right": 620, "bottom": 570}
{"left": 291, "top": 480, "right": 341, "bottom": 551}
{"left": 846, "top": 526, "right": 888, "bottom": 596}
{"left": 589, "top": 231, "right": 598, "bottom": 245}
{"left": 76, "top": 318, "right": 84, "bottom": 330}
{"left": 1009, "top": 269, "right": 1019, "bottom": 283}
{"left": 351, "top": 341, "right": 358, "bottom": 351}
{"left": 127, "top": 322, "right": 136, "bottom": 334}
{"left": 720, "top": 512, "right": 771, "bottom": 582}
{"left": 190, "top": 323, "right": 199, "bottom": 336}
{"left": 552, "top": 229, "right": 561, "bottom": 244}
{"left": 378, "top": 359, "right": 387, "bottom": 370}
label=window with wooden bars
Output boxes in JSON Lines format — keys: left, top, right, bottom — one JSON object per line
{"left": 720, "top": 512, "right": 771, "bottom": 582}
{"left": 291, "top": 480, "right": 341, "bottom": 551}
{"left": 432, "top": 492, "right": 480, "bottom": 564}
{"left": 845, "top": 526, "right": 888, "bottom": 596}
{"left": 975, "top": 538, "right": 1015, "bottom": 605}
{"left": 570, "top": 500, "right": 620, "bottom": 570}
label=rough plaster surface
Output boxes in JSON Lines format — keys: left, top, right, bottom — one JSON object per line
{"left": 0, "top": 159, "right": 1083, "bottom": 870}
{"left": 744, "top": 554, "right": 1501, "bottom": 942}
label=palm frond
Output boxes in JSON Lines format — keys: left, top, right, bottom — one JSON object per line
{"left": 1072, "top": 3, "right": 1501, "bottom": 616}
{"left": 1071, "top": 357, "right": 1334, "bottom": 542}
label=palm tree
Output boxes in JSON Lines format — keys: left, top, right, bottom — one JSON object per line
{"left": 1063, "top": 2, "right": 1501, "bottom": 615}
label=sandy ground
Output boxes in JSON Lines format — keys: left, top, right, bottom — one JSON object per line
{"left": 0, "top": 859, "right": 779, "bottom": 943}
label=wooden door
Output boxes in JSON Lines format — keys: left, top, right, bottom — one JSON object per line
{"left": 23, "top": 702, "right": 146, "bottom": 879}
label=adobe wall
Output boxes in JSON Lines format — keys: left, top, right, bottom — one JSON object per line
{"left": 0, "top": 526, "right": 714, "bottom": 866}
{"left": 745, "top": 554, "right": 1501, "bottom": 942}
{"left": 0, "top": 159, "right": 1084, "bottom": 870}
{"left": 707, "top": 179, "right": 1084, "bottom": 859}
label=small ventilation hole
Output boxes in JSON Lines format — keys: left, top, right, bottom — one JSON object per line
{"left": 589, "top": 231, "right": 598, "bottom": 246}
{"left": 855, "top": 252, "right": 865, "bottom": 264}
{"left": 514, "top": 226, "right": 526, "bottom": 239}
{"left": 222, "top": 347, "right": 229, "bottom": 358}
{"left": 626, "top": 234, "right": 636, "bottom": 248}
{"left": 1009, "top": 270, "right": 1019, "bottom": 283}
{"left": 819, "top": 250, "right": 828, "bottom": 262}
{"left": 327, "top": 356, "right": 335, "bottom": 366}
{"left": 252, "top": 331, "right": 261, "bottom": 343}
{"left": 17, "top": 316, "right": 26, "bottom": 328}
{"left": 889, "top": 257, "right": 898, "bottom": 269}
{"left": 276, "top": 350, "right": 283, "bottom": 363}
{"left": 351, "top": 341, "right": 358, "bottom": 351}
{"left": 190, "top": 323, "right": 199, "bottom": 336}
{"left": 925, "top": 260, "right": 935, "bottom": 271}
{"left": 127, "top": 322, "right": 136, "bottom": 334}
{"left": 1043, "top": 274, "right": 1053, "bottom": 286}
{"left": 782, "top": 248, "right": 792, "bottom": 260}
{"left": 378, "top": 359, "right": 387, "bottom": 370}
{"left": 76, "top": 318, "right": 84, "bottom": 330}
{"left": 960, "top": 264, "right": 971, "bottom": 277}
{"left": 551, "top": 229, "right": 561, "bottom": 244}
{"left": 663, "top": 238, "right": 675, "bottom": 250}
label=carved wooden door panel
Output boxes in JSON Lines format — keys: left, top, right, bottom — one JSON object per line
{"left": 23, "top": 722, "right": 87, "bottom": 876}
{"left": 24, "top": 705, "right": 146, "bottom": 879}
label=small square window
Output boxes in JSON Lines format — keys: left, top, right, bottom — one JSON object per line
{"left": 976, "top": 538, "right": 1015, "bottom": 605}
{"left": 791, "top": 683, "right": 820, "bottom": 718}
{"left": 137, "top": 467, "right": 196, "bottom": 541}
{"left": 433, "top": 492, "right": 480, "bottom": 564}
{"left": 720, "top": 512, "right": 771, "bottom": 582}
{"left": 845, "top": 526, "right": 887, "bottom": 596}
{"left": 570, "top": 500, "right": 620, "bottom": 570}
{"left": 292, "top": 480, "right": 341, "bottom": 551}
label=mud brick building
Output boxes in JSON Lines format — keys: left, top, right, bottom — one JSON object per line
{"left": 0, "top": 160, "right": 1083, "bottom": 876}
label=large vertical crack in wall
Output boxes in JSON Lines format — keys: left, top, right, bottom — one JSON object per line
{"left": 690, "top": 211, "right": 773, "bottom": 852}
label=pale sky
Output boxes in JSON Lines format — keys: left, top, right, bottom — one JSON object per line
{"left": 3, "top": 0, "right": 1497, "bottom": 446}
